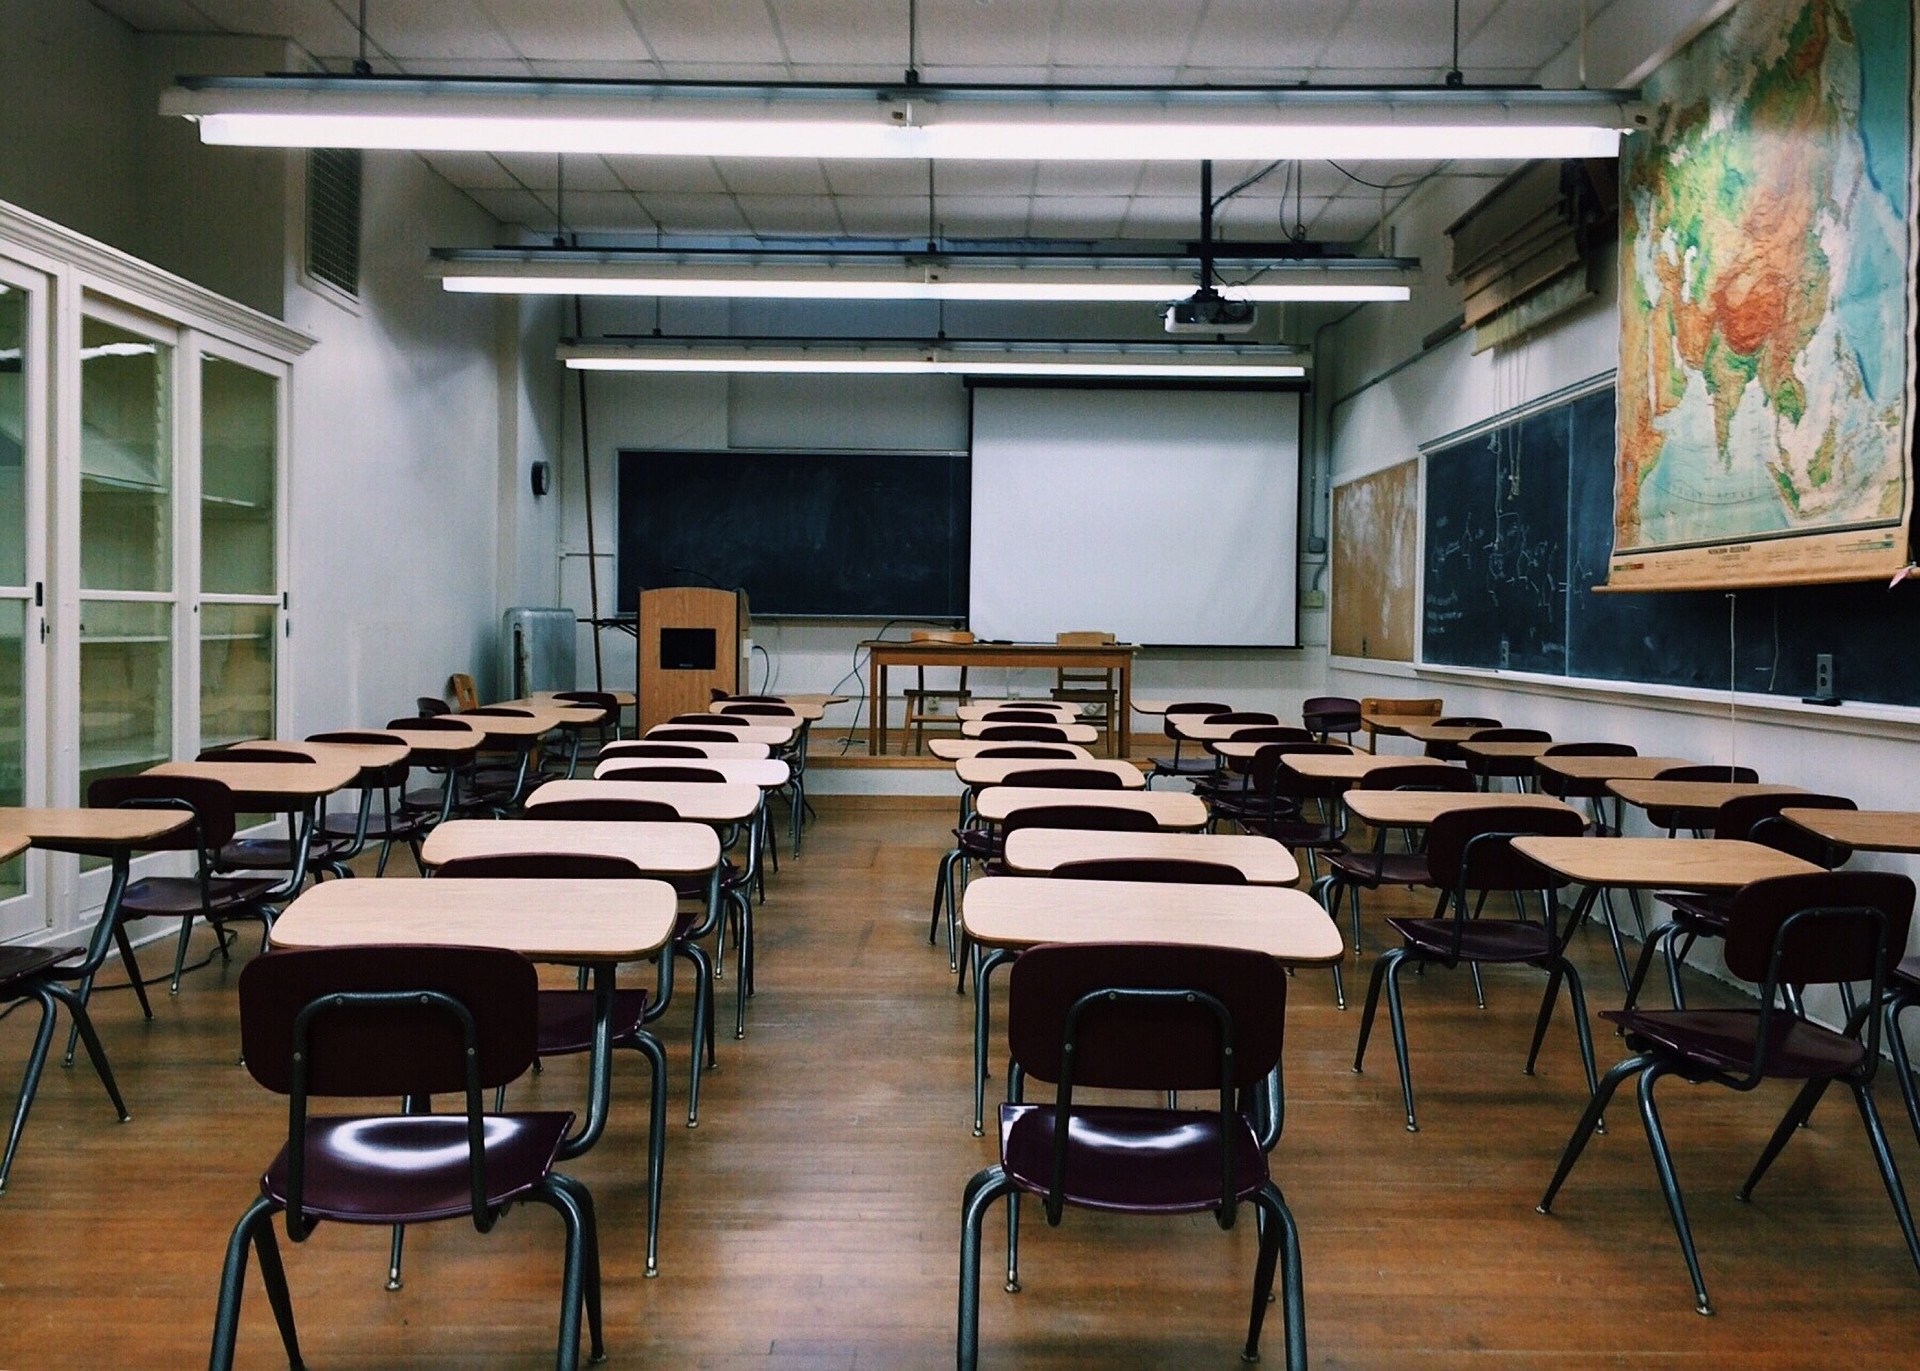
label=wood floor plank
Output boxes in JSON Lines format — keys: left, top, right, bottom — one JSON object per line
{"left": 0, "top": 801, "right": 1914, "bottom": 1367}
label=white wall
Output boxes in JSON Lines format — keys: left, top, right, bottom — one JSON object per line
{"left": 1319, "top": 0, "right": 1920, "bottom": 1018}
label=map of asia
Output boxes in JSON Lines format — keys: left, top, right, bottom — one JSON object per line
{"left": 1614, "top": 0, "right": 1916, "bottom": 589}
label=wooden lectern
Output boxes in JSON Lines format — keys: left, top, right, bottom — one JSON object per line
{"left": 636, "top": 587, "right": 749, "bottom": 731}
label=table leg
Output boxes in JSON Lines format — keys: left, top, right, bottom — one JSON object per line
{"left": 1116, "top": 660, "right": 1133, "bottom": 759}
{"left": 868, "top": 654, "right": 883, "bottom": 755}
{"left": 559, "top": 961, "right": 616, "bottom": 1160}
{"left": 61, "top": 852, "right": 132, "bottom": 1067}
{"left": 972, "top": 948, "right": 1016, "bottom": 1137}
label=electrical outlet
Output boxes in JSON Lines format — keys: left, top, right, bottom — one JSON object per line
{"left": 1300, "top": 589, "right": 1327, "bottom": 610}
{"left": 1499, "top": 636, "right": 1511, "bottom": 669}
{"left": 1815, "top": 653, "right": 1834, "bottom": 697}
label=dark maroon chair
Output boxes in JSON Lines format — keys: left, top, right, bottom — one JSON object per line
{"left": 1197, "top": 738, "right": 1333, "bottom": 816}
{"left": 1317, "top": 762, "right": 1476, "bottom": 964}
{"left": 547, "top": 691, "right": 621, "bottom": 772}
{"left": 1536, "top": 742, "right": 1639, "bottom": 833}
{"left": 1211, "top": 745, "right": 1351, "bottom": 881}
{"left": 1147, "top": 701, "right": 1233, "bottom": 788}
{"left": 1625, "top": 792, "right": 1858, "bottom": 1012}
{"left": 648, "top": 728, "right": 743, "bottom": 742}
{"left": 974, "top": 724, "right": 1073, "bottom": 742}
{"left": 197, "top": 746, "right": 356, "bottom": 881}
{"left": 597, "top": 763, "right": 727, "bottom": 784}
{"left": 598, "top": 741, "right": 707, "bottom": 760}
{"left": 310, "top": 730, "right": 429, "bottom": 877}
{"left": 210, "top": 945, "right": 602, "bottom": 1369}
{"left": 1887, "top": 957, "right": 1920, "bottom": 1153}
{"left": 1646, "top": 763, "right": 1761, "bottom": 835}
{"left": 383, "top": 715, "right": 486, "bottom": 823}
{"left": 1421, "top": 716, "right": 1501, "bottom": 762}
{"left": 1049, "top": 857, "right": 1249, "bottom": 885}
{"left": 1538, "top": 871, "right": 1920, "bottom": 1316}
{"left": 666, "top": 712, "right": 738, "bottom": 726}
{"left": 1193, "top": 727, "right": 1318, "bottom": 802}
{"left": 716, "top": 702, "right": 798, "bottom": 718}
{"left": 980, "top": 708, "right": 1068, "bottom": 723}
{"left": 434, "top": 853, "right": 671, "bottom": 1276}
{"left": 975, "top": 745, "right": 1079, "bottom": 760}
{"left": 1302, "top": 696, "right": 1362, "bottom": 744}
{"left": 415, "top": 696, "right": 450, "bottom": 717}
{"left": 992, "top": 767, "right": 1123, "bottom": 792}
{"left": 0, "top": 937, "right": 127, "bottom": 1194}
{"left": 1353, "top": 804, "right": 1596, "bottom": 1132}
{"left": 959, "top": 943, "right": 1304, "bottom": 1370}
{"left": 1460, "top": 727, "right": 1553, "bottom": 791}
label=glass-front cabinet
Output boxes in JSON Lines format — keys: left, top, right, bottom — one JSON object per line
{"left": 0, "top": 204, "right": 302, "bottom": 943}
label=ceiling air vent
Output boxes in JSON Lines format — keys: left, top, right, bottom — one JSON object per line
{"left": 305, "top": 147, "right": 363, "bottom": 299}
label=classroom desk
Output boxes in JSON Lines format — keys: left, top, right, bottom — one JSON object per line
{"left": 1459, "top": 740, "right": 1555, "bottom": 762}
{"left": 228, "top": 738, "right": 411, "bottom": 776}
{"left": 595, "top": 757, "right": 790, "bottom": 789}
{"left": 864, "top": 638, "right": 1137, "bottom": 757}
{"left": 959, "top": 719, "right": 1100, "bottom": 744}
{"left": 645, "top": 722, "right": 796, "bottom": 747}
{"left": 1342, "top": 790, "right": 1580, "bottom": 830}
{"left": 1130, "top": 699, "right": 1175, "bottom": 716}
{"left": 717, "top": 693, "right": 844, "bottom": 719}
{"left": 1510, "top": 836, "right": 1824, "bottom": 993}
{"left": 420, "top": 818, "right": 722, "bottom": 876}
{"left": 531, "top": 689, "right": 637, "bottom": 708}
{"left": 1781, "top": 809, "right": 1920, "bottom": 854}
{"left": 528, "top": 780, "right": 761, "bottom": 825}
{"left": 604, "top": 740, "right": 772, "bottom": 761}
{"left": 1173, "top": 718, "right": 1301, "bottom": 743}
{"left": 999, "top": 829, "right": 1299, "bottom": 884}
{"left": 955, "top": 701, "right": 1081, "bottom": 722}
{"left": 1607, "top": 779, "right": 1807, "bottom": 818}
{"left": 972, "top": 787, "right": 1208, "bottom": 830}
{"left": 1359, "top": 704, "right": 1444, "bottom": 751}
{"left": 960, "top": 875, "right": 1342, "bottom": 1133}
{"left": 494, "top": 698, "right": 606, "bottom": 725}
{"left": 444, "top": 710, "right": 561, "bottom": 740}
{"left": 148, "top": 758, "right": 360, "bottom": 897}
{"left": 1400, "top": 722, "right": 1506, "bottom": 746}
{"left": 954, "top": 757, "right": 1144, "bottom": 789}
{"left": 1534, "top": 755, "right": 1695, "bottom": 785}
{"left": 380, "top": 725, "right": 486, "bottom": 762}
{"left": 1263, "top": 751, "right": 1448, "bottom": 784}
{"left": 0, "top": 832, "right": 24, "bottom": 864}
{"left": 926, "top": 739, "right": 1094, "bottom": 761}
{"left": 268, "top": 876, "right": 678, "bottom": 1273}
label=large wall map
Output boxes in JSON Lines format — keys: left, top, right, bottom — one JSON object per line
{"left": 1614, "top": 0, "right": 1915, "bottom": 589}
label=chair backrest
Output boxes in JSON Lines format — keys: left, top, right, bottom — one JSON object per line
{"left": 434, "top": 852, "right": 643, "bottom": 881}
{"left": 1357, "top": 762, "right": 1475, "bottom": 793}
{"left": 598, "top": 763, "right": 726, "bottom": 784}
{"left": 1221, "top": 725, "right": 1314, "bottom": 745}
{"left": 199, "top": 745, "right": 312, "bottom": 764}
{"left": 910, "top": 629, "right": 972, "bottom": 693}
{"left": 1723, "top": 871, "right": 1915, "bottom": 990}
{"left": 524, "top": 797, "right": 682, "bottom": 823}
{"left": 1432, "top": 716, "right": 1500, "bottom": 728}
{"left": 1541, "top": 742, "right": 1637, "bottom": 757}
{"left": 649, "top": 728, "right": 740, "bottom": 741}
{"left": 977, "top": 724, "right": 1072, "bottom": 742}
{"left": 1656, "top": 764, "right": 1760, "bottom": 783}
{"left": 665, "top": 713, "right": 730, "bottom": 726}
{"left": 717, "top": 703, "right": 798, "bottom": 719}
{"left": 468, "top": 706, "right": 534, "bottom": 719}
{"left": 1248, "top": 742, "right": 1352, "bottom": 797}
{"left": 448, "top": 673, "right": 480, "bottom": 712}
{"left": 1469, "top": 728, "right": 1551, "bottom": 743}
{"left": 1054, "top": 632, "right": 1118, "bottom": 692}
{"left": 87, "top": 774, "right": 238, "bottom": 850}
{"left": 386, "top": 715, "right": 474, "bottom": 733}
{"left": 720, "top": 694, "right": 784, "bottom": 703}
{"left": 600, "top": 742, "right": 704, "bottom": 758}
{"left": 977, "top": 745, "right": 1079, "bottom": 760}
{"left": 1714, "top": 792, "right": 1856, "bottom": 867}
{"left": 1007, "top": 942, "right": 1284, "bottom": 1092}
{"left": 308, "top": 731, "right": 411, "bottom": 786}
{"left": 1000, "top": 804, "right": 1160, "bottom": 837}
{"left": 999, "top": 767, "right": 1124, "bottom": 790}
{"left": 416, "top": 696, "right": 451, "bottom": 717}
{"left": 982, "top": 708, "right": 1067, "bottom": 722}
{"left": 239, "top": 944, "right": 538, "bottom": 1098}
{"left": 1301, "top": 696, "right": 1363, "bottom": 732}
{"left": 1425, "top": 804, "right": 1586, "bottom": 894}
{"left": 1050, "top": 857, "right": 1249, "bottom": 885}
{"left": 1162, "top": 701, "right": 1232, "bottom": 740}
{"left": 1204, "top": 711, "right": 1280, "bottom": 727}
{"left": 553, "top": 691, "right": 617, "bottom": 709}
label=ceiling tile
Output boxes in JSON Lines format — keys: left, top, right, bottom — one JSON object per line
{"left": 359, "top": 0, "right": 520, "bottom": 62}
{"left": 547, "top": 190, "right": 657, "bottom": 230}
{"left": 417, "top": 150, "right": 523, "bottom": 191}
{"left": 633, "top": 193, "right": 752, "bottom": 233}
{"left": 1049, "top": 0, "right": 1206, "bottom": 69}
{"left": 489, "top": 152, "right": 630, "bottom": 192}
{"left": 171, "top": 0, "right": 360, "bottom": 52}
{"left": 625, "top": 0, "right": 785, "bottom": 66}
{"left": 936, "top": 164, "right": 1037, "bottom": 197}
{"left": 467, "top": 187, "right": 553, "bottom": 227}
{"left": 769, "top": 0, "right": 905, "bottom": 67}
{"left": 733, "top": 194, "right": 849, "bottom": 235}
{"left": 712, "top": 159, "right": 833, "bottom": 196}
{"left": 1182, "top": 0, "right": 1352, "bottom": 70}
{"left": 936, "top": 196, "right": 1035, "bottom": 238}
{"left": 1030, "top": 162, "right": 1146, "bottom": 197}
{"left": 917, "top": 0, "right": 1059, "bottom": 71}
{"left": 470, "top": 0, "right": 653, "bottom": 61}
{"left": 1026, "top": 196, "right": 1131, "bottom": 238}
{"left": 602, "top": 157, "right": 732, "bottom": 195}
{"left": 824, "top": 162, "right": 932, "bottom": 197}
{"left": 832, "top": 196, "right": 932, "bottom": 235}
{"left": 90, "top": 0, "right": 223, "bottom": 32}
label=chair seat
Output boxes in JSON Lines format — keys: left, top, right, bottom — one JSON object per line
{"left": 1602, "top": 1008, "right": 1869, "bottom": 1080}
{"left": 118, "top": 875, "right": 279, "bottom": 918}
{"left": 999, "top": 1103, "right": 1268, "bottom": 1214}
{"left": 0, "top": 944, "right": 84, "bottom": 991}
{"left": 217, "top": 836, "right": 352, "bottom": 871}
{"left": 535, "top": 989, "right": 650, "bottom": 1056}
{"left": 318, "top": 811, "right": 430, "bottom": 843}
{"left": 1149, "top": 754, "right": 1218, "bottom": 777}
{"left": 954, "top": 828, "right": 999, "bottom": 858}
{"left": 1327, "top": 850, "right": 1431, "bottom": 888}
{"left": 1386, "top": 917, "right": 1552, "bottom": 963}
{"left": 1654, "top": 889, "right": 1731, "bottom": 931}
{"left": 669, "top": 861, "right": 741, "bottom": 901}
{"left": 261, "top": 1111, "right": 574, "bottom": 1224}
{"left": 1246, "top": 817, "right": 1342, "bottom": 849}
{"left": 1895, "top": 955, "right": 1920, "bottom": 992}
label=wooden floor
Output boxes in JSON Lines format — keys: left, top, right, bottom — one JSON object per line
{"left": 4, "top": 799, "right": 1918, "bottom": 1368}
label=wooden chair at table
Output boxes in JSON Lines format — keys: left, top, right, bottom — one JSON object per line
{"left": 447, "top": 672, "right": 480, "bottom": 712}
{"left": 903, "top": 629, "right": 974, "bottom": 754}
{"left": 1049, "top": 631, "right": 1120, "bottom": 755}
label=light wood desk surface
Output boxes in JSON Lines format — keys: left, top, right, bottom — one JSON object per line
{"left": 956, "top": 701, "right": 1080, "bottom": 722}
{"left": 528, "top": 779, "right": 760, "bottom": 824}
{"left": 1400, "top": 722, "right": 1505, "bottom": 745}
{"left": 494, "top": 699, "right": 606, "bottom": 725}
{"left": 1212, "top": 741, "right": 1358, "bottom": 763}
{"left": 1510, "top": 837, "right": 1822, "bottom": 890}
{"left": 229, "top": 738, "right": 410, "bottom": 771}
{"left": 960, "top": 719, "right": 1100, "bottom": 743}
{"left": 1607, "top": 780, "right": 1806, "bottom": 812}
{"left": 595, "top": 757, "right": 790, "bottom": 789}
{"left": 1001, "top": 830, "right": 1299, "bottom": 884}
{"left": 1359, "top": 706, "right": 1443, "bottom": 738}
{"left": 1343, "top": 790, "right": 1580, "bottom": 829}
{"left": 1273, "top": 752, "right": 1457, "bottom": 782}
{"left": 927, "top": 739, "right": 1093, "bottom": 761}
{"left": 270, "top": 878, "right": 677, "bottom": 963}
{"left": 381, "top": 725, "right": 486, "bottom": 760}
{"left": 603, "top": 740, "right": 771, "bottom": 761}
{"left": 962, "top": 876, "right": 1343, "bottom": 964}
{"left": 1534, "top": 755, "right": 1692, "bottom": 784}
{"left": 1130, "top": 699, "right": 1176, "bottom": 716}
{"left": 1460, "top": 740, "right": 1555, "bottom": 761}
{"left": 420, "top": 819, "right": 720, "bottom": 874}
{"left": 973, "top": 787, "right": 1208, "bottom": 829}
{"left": 719, "top": 692, "right": 844, "bottom": 716}
{"left": 1173, "top": 718, "right": 1296, "bottom": 742}
{"left": 645, "top": 722, "right": 796, "bottom": 746}
{"left": 445, "top": 710, "right": 559, "bottom": 739}
{"left": 1781, "top": 809, "right": 1920, "bottom": 855}
{"left": 148, "top": 759, "right": 359, "bottom": 799}
{"left": 0, "top": 807, "right": 190, "bottom": 849}
{"left": 714, "top": 704, "right": 810, "bottom": 725}
{"left": 0, "top": 832, "right": 24, "bottom": 864}
{"left": 955, "top": 758, "right": 1144, "bottom": 789}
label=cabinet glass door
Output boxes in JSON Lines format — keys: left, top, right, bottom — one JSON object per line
{"left": 0, "top": 266, "right": 46, "bottom": 934}
{"left": 198, "top": 354, "right": 279, "bottom": 747}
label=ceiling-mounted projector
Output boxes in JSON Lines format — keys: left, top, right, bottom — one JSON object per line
{"left": 1165, "top": 287, "right": 1259, "bottom": 334}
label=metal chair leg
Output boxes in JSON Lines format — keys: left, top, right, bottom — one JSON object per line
{"left": 1351, "top": 950, "right": 1393, "bottom": 1076}
{"left": 1737, "top": 1076, "right": 1830, "bottom": 1201}
{"left": 0, "top": 992, "right": 57, "bottom": 1194}
{"left": 1622, "top": 922, "right": 1676, "bottom": 1014}
{"left": 1537, "top": 1054, "right": 1647, "bottom": 1215}
{"left": 1887, "top": 999, "right": 1920, "bottom": 1153}
{"left": 1524, "top": 966, "right": 1563, "bottom": 1075}
{"left": 1382, "top": 953, "right": 1418, "bottom": 1131}
{"left": 1004, "top": 1191, "right": 1021, "bottom": 1293}
{"left": 1634, "top": 1064, "right": 1713, "bottom": 1315}
{"left": 209, "top": 1196, "right": 294, "bottom": 1371}
{"left": 958, "top": 1166, "right": 1018, "bottom": 1371}
{"left": 529, "top": 1176, "right": 592, "bottom": 1370}
{"left": 1849, "top": 1080, "right": 1920, "bottom": 1280}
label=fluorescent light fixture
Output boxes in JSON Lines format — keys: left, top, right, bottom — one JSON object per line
{"left": 559, "top": 340, "right": 1307, "bottom": 379}
{"left": 164, "top": 77, "right": 1646, "bottom": 161}
{"left": 431, "top": 252, "right": 1413, "bottom": 303}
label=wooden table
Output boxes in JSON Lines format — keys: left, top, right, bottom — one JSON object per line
{"left": 865, "top": 639, "right": 1136, "bottom": 756}
{"left": 1460, "top": 740, "right": 1554, "bottom": 762}
{"left": 1607, "top": 780, "right": 1806, "bottom": 815}
{"left": 1173, "top": 718, "right": 1298, "bottom": 743}
{"left": 1401, "top": 722, "right": 1503, "bottom": 746}
{"left": 927, "top": 739, "right": 1093, "bottom": 762}
{"left": 959, "top": 719, "right": 1100, "bottom": 744}
{"left": 960, "top": 875, "right": 1342, "bottom": 1132}
{"left": 530, "top": 688, "right": 637, "bottom": 708}
{"left": 1000, "top": 829, "right": 1299, "bottom": 884}
{"left": 1781, "top": 809, "right": 1920, "bottom": 855}
{"left": 1534, "top": 755, "right": 1694, "bottom": 785}
{"left": 494, "top": 699, "right": 606, "bottom": 725}
{"left": 268, "top": 876, "right": 679, "bottom": 1271}
{"left": 973, "top": 787, "right": 1208, "bottom": 830}
{"left": 605, "top": 740, "right": 771, "bottom": 761}
{"left": 528, "top": 779, "right": 761, "bottom": 825}
{"left": 0, "top": 832, "right": 25, "bottom": 865}
{"left": 1359, "top": 702, "right": 1444, "bottom": 751}
{"left": 1343, "top": 790, "right": 1580, "bottom": 830}
{"left": 1510, "top": 835, "right": 1824, "bottom": 993}
{"left": 954, "top": 758, "right": 1144, "bottom": 790}
{"left": 379, "top": 725, "right": 486, "bottom": 762}
{"left": 717, "top": 692, "right": 844, "bottom": 719}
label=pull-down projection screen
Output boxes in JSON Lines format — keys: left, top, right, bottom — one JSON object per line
{"left": 968, "top": 386, "right": 1300, "bottom": 647}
